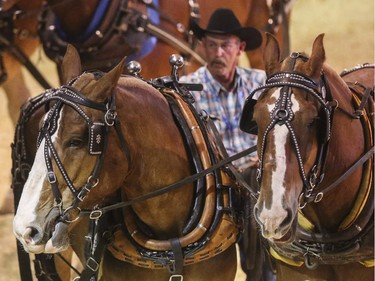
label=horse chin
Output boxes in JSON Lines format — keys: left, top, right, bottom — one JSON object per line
{"left": 20, "top": 241, "right": 46, "bottom": 254}
{"left": 44, "top": 221, "right": 70, "bottom": 254}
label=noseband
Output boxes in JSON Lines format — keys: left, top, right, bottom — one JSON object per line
{"left": 247, "top": 52, "right": 334, "bottom": 206}
{"left": 37, "top": 76, "right": 130, "bottom": 223}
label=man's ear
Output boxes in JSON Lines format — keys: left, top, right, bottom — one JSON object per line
{"left": 239, "top": 41, "right": 246, "bottom": 52}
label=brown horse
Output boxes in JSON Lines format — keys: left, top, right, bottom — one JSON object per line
{"left": 240, "top": 33, "right": 374, "bottom": 280}
{"left": 0, "top": 0, "right": 45, "bottom": 125}
{"left": 13, "top": 45, "right": 243, "bottom": 281}
{"left": 40, "top": 0, "right": 293, "bottom": 80}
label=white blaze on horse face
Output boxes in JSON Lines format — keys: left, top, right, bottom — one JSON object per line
{"left": 13, "top": 111, "right": 62, "bottom": 253}
{"left": 258, "top": 89, "right": 300, "bottom": 239}
{"left": 13, "top": 137, "right": 49, "bottom": 252}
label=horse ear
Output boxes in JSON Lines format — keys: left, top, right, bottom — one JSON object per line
{"left": 61, "top": 44, "right": 82, "bottom": 84}
{"left": 305, "top": 34, "right": 325, "bottom": 79}
{"left": 263, "top": 32, "right": 281, "bottom": 76}
{"left": 87, "top": 58, "right": 126, "bottom": 101}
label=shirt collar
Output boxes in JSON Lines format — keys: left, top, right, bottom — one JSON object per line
{"left": 204, "top": 66, "right": 241, "bottom": 95}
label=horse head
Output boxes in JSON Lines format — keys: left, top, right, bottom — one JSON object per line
{"left": 13, "top": 45, "right": 128, "bottom": 254}
{"left": 245, "top": 33, "right": 330, "bottom": 242}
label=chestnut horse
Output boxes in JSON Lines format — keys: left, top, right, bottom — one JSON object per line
{"left": 0, "top": 0, "right": 46, "bottom": 125}
{"left": 40, "top": 0, "right": 294, "bottom": 80}
{"left": 240, "top": 33, "right": 374, "bottom": 280}
{"left": 13, "top": 45, "right": 243, "bottom": 281}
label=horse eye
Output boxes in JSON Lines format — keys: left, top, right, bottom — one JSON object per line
{"left": 307, "top": 117, "right": 319, "bottom": 128}
{"left": 68, "top": 138, "right": 84, "bottom": 148}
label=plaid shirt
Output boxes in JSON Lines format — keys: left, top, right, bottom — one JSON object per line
{"left": 180, "top": 66, "right": 266, "bottom": 169}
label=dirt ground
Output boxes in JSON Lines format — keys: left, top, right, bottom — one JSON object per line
{"left": 0, "top": 0, "right": 373, "bottom": 280}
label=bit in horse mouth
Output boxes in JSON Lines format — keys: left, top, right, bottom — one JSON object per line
{"left": 43, "top": 207, "right": 62, "bottom": 239}
{"left": 45, "top": 216, "right": 60, "bottom": 239}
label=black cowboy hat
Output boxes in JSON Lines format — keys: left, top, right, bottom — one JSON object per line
{"left": 191, "top": 8, "right": 262, "bottom": 51}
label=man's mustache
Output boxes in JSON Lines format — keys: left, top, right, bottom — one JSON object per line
{"left": 210, "top": 59, "right": 226, "bottom": 66}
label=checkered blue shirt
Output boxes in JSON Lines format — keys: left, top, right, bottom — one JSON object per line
{"left": 180, "top": 66, "right": 266, "bottom": 169}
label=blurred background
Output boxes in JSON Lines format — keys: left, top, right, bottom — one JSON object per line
{"left": 0, "top": 0, "right": 373, "bottom": 279}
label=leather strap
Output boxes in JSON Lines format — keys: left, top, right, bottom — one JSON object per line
{"left": 82, "top": 144, "right": 257, "bottom": 216}
{"left": 79, "top": 231, "right": 112, "bottom": 281}
{"left": 0, "top": 33, "right": 51, "bottom": 89}
{"left": 204, "top": 116, "right": 259, "bottom": 199}
{"left": 168, "top": 238, "right": 184, "bottom": 275}
{"left": 306, "top": 146, "right": 374, "bottom": 203}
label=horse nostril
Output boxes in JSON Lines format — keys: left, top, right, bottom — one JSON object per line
{"left": 22, "top": 227, "right": 43, "bottom": 244}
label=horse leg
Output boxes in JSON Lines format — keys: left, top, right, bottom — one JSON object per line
{"left": 54, "top": 247, "right": 83, "bottom": 280}
{"left": 0, "top": 56, "right": 33, "bottom": 215}
{"left": 0, "top": 68, "right": 30, "bottom": 215}
{"left": 0, "top": 186, "right": 14, "bottom": 215}
{"left": 1, "top": 68, "right": 31, "bottom": 125}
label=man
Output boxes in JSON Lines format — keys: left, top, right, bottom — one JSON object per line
{"left": 180, "top": 8, "right": 274, "bottom": 281}
{"left": 180, "top": 8, "right": 264, "bottom": 170}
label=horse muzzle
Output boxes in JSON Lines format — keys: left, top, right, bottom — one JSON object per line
{"left": 254, "top": 203, "right": 297, "bottom": 242}
{"left": 14, "top": 210, "right": 70, "bottom": 254}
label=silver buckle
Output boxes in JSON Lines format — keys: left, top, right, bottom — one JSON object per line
{"left": 169, "top": 275, "right": 183, "bottom": 281}
{"left": 86, "top": 257, "right": 99, "bottom": 272}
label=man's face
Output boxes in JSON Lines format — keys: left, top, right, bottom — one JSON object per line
{"left": 202, "top": 34, "right": 245, "bottom": 84}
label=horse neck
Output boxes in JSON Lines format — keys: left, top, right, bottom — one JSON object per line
{"left": 47, "top": 0, "right": 99, "bottom": 37}
{"left": 304, "top": 67, "right": 369, "bottom": 232}
{"left": 115, "top": 82, "right": 194, "bottom": 237}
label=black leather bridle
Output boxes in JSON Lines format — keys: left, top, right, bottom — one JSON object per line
{"left": 37, "top": 80, "right": 131, "bottom": 223}
{"left": 241, "top": 52, "right": 334, "bottom": 206}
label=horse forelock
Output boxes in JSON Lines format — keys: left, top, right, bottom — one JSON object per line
{"left": 70, "top": 72, "right": 97, "bottom": 94}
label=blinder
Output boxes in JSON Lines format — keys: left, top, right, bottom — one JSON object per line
{"left": 239, "top": 97, "right": 258, "bottom": 135}
{"left": 89, "top": 122, "right": 106, "bottom": 155}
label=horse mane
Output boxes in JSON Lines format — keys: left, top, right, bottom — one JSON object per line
{"left": 321, "top": 62, "right": 357, "bottom": 112}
